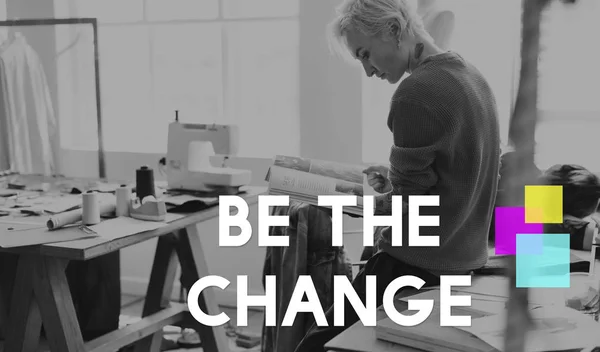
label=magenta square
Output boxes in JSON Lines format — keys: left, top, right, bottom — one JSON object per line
{"left": 495, "top": 207, "right": 544, "bottom": 255}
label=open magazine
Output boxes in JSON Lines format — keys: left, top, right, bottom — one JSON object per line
{"left": 265, "top": 155, "right": 366, "bottom": 217}
{"left": 456, "top": 305, "right": 600, "bottom": 352}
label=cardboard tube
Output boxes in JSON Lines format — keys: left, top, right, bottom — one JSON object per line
{"left": 82, "top": 192, "right": 101, "bottom": 225}
{"left": 47, "top": 202, "right": 116, "bottom": 230}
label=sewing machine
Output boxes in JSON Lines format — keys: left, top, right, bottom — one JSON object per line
{"left": 165, "top": 114, "right": 252, "bottom": 192}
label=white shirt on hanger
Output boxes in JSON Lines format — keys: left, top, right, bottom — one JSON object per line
{"left": 0, "top": 32, "right": 57, "bottom": 176}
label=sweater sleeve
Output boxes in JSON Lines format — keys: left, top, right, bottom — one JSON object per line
{"left": 388, "top": 99, "right": 447, "bottom": 196}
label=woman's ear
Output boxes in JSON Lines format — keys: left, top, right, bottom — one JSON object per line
{"left": 384, "top": 20, "right": 401, "bottom": 43}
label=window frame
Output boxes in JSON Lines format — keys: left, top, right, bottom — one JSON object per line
{"left": 55, "top": 0, "right": 300, "bottom": 157}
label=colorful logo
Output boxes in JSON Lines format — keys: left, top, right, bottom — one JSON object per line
{"left": 495, "top": 185, "right": 569, "bottom": 288}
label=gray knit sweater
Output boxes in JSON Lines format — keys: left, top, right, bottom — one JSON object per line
{"left": 377, "top": 51, "right": 500, "bottom": 274}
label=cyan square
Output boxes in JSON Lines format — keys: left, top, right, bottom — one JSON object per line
{"left": 495, "top": 207, "right": 544, "bottom": 255}
{"left": 516, "top": 234, "right": 570, "bottom": 288}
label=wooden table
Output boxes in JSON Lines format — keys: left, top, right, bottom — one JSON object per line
{"left": 0, "top": 185, "right": 266, "bottom": 352}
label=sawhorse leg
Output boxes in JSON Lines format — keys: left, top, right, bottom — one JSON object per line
{"left": 5, "top": 254, "right": 85, "bottom": 352}
{"left": 176, "top": 225, "right": 229, "bottom": 352}
{"left": 133, "top": 225, "right": 229, "bottom": 352}
{"left": 133, "top": 233, "right": 179, "bottom": 352}
{"left": 0, "top": 253, "right": 17, "bottom": 341}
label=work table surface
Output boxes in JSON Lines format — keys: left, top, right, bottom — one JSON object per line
{"left": 0, "top": 173, "right": 266, "bottom": 260}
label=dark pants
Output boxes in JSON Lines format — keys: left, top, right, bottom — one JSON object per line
{"left": 65, "top": 251, "right": 121, "bottom": 341}
{"left": 293, "top": 251, "right": 441, "bottom": 352}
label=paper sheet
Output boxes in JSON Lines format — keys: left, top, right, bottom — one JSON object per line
{"left": 1, "top": 213, "right": 184, "bottom": 248}
{"left": 0, "top": 221, "right": 97, "bottom": 248}
{"left": 1, "top": 193, "right": 114, "bottom": 215}
{"left": 84, "top": 216, "right": 171, "bottom": 240}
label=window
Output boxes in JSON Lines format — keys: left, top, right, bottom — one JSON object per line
{"left": 535, "top": 0, "right": 600, "bottom": 171}
{"left": 0, "top": 0, "right": 6, "bottom": 20}
{"left": 222, "top": 0, "right": 298, "bottom": 19}
{"left": 146, "top": 0, "right": 219, "bottom": 20}
{"left": 361, "top": 0, "right": 522, "bottom": 163}
{"left": 54, "top": 0, "right": 300, "bottom": 157}
{"left": 224, "top": 20, "right": 300, "bottom": 157}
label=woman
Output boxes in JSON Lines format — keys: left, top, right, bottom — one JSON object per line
{"left": 358, "top": 0, "right": 455, "bottom": 262}
{"left": 294, "top": 0, "right": 501, "bottom": 351}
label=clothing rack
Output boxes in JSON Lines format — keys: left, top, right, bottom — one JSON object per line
{"left": 0, "top": 18, "right": 106, "bottom": 178}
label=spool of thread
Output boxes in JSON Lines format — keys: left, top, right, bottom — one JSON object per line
{"left": 116, "top": 185, "right": 131, "bottom": 217}
{"left": 136, "top": 166, "right": 155, "bottom": 200}
{"left": 82, "top": 191, "right": 101, "bottom": 225}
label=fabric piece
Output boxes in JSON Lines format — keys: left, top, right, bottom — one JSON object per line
{"left": 260, "top": 201, "right": 353, "bottom": 352}
{"left": 0, "top": 33, "right": 57, "bottom": 175}
{"left": 380, "top": 51, "right": 501, "bottom": 274}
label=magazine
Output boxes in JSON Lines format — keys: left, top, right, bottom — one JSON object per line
{"left": 375, "top": 302, "right": 498, "bottom": 352}
{"left": 265, "top": 155, "right": 366, "bottom": 217}
{"left": 376, "top": 295, "right": 600, "bottom": 352}
{"left": 456, "top": 305, "right": 600, "bottom": 352}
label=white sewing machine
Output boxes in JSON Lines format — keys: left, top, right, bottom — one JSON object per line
{"left": 165, "top": 115, "right": 252, "bottom": 192}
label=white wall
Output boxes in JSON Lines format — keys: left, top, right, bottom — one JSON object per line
{"left": 299, "top": 0, "right": 363, "bottom": 165}
{"left": 51, "top": 0, "right": 366, "bottom": 308}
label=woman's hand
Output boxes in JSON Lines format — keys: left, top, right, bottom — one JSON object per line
{"left": 363, "top": 165, "right": 392, "bottom": 194}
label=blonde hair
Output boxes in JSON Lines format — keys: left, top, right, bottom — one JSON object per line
{"left": 327, "top": 0, "right": 428, "bottom": 61}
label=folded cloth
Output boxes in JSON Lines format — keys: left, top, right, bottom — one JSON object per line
{"left": 261, "top": 201, "right": 353, "bottom": 352}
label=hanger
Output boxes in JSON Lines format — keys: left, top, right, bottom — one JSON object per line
{"left": 0, "top": 24, "right": 18, "bottom": 49}
{"left": 0, "top": 28, "right": 9, "bottom": 47}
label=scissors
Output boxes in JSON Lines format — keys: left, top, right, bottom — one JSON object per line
{"left": 78, "top": 225, "right": 97, "bottom": 235}
{"left": 580, "top": 347, "right": 600, "bottom": 352}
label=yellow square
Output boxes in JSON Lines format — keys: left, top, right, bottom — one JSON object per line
{"left": 525, "top": 185, "right": 563, "bottom": 223}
